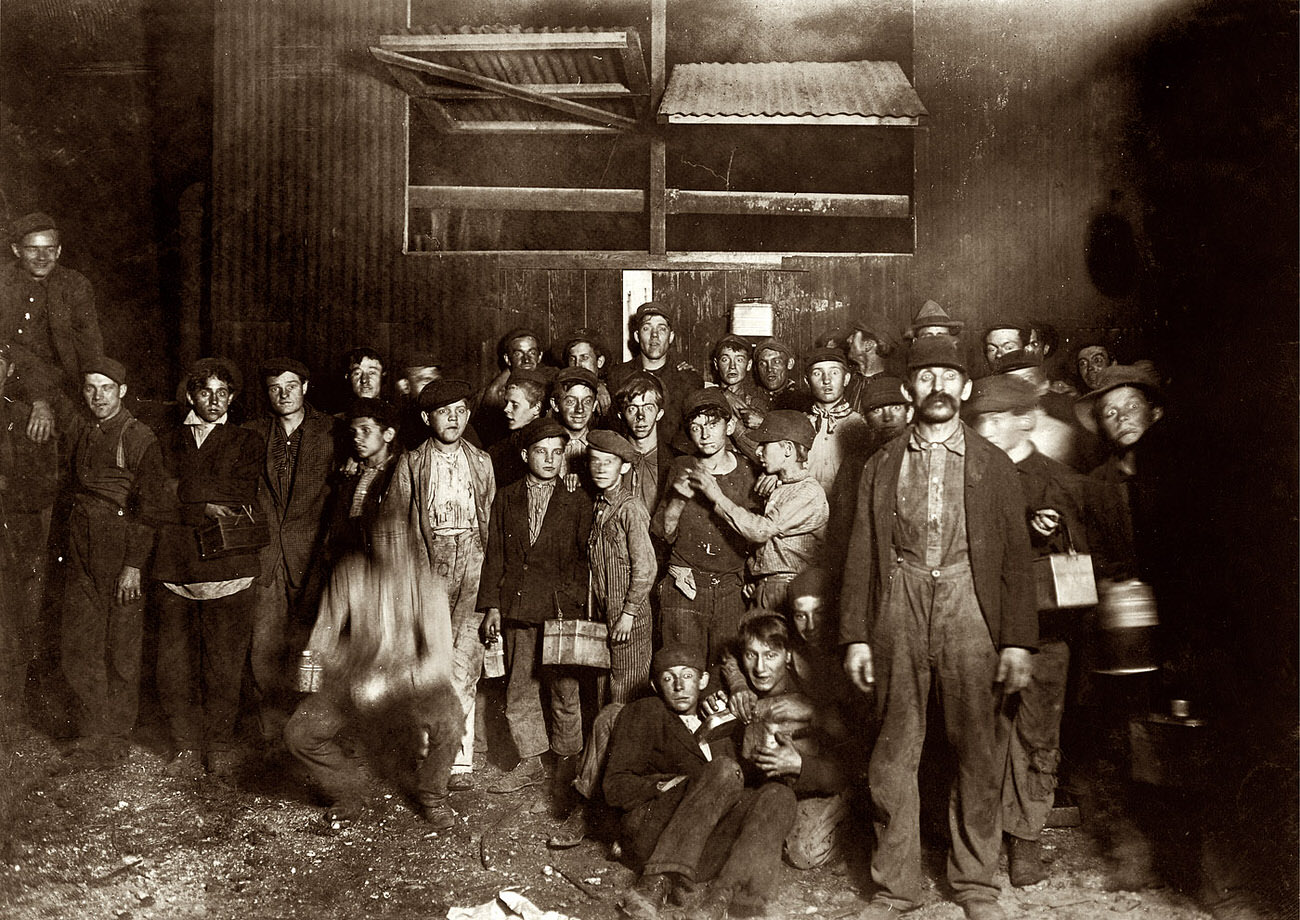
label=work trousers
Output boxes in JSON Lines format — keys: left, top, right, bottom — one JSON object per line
{"left": 1001, "top": 636, "right": 1070, "bottom": 840}
{"left": 428, "top": 533, "right": 485, "bottom": 773}
{"left": 155, "top": 586, "right": 255, "bottom": 752}
{"left": 250, "top": 559, "right": 311, "bottom": 741}
{"left": 658, "top": 570, "right": 745, "bottom": 671}
{"left": 786, "top": 793, "right": 849, "bottom": 869}
{"left": 284, "top": 690, "right": 457, "bottom": 807}
{"left": 574, "top": 701, "right": 623, "bottom": 799}
{"left": 632, "top": 758, "right": 796, "bottom": 902}
{"left": 503, "top": 622, "right": 582, "bottom": 759}
{"left": 0, "top": 507, "right": 50, "bottom": 722}
{"left": 61, "top": 504, "right": 144, "bottom": 741}
{"left": 603, "top": 613, "right": 653, "bottom": 706}
{"left": 868, "top": 560, "right": 1004, "bottom": 909}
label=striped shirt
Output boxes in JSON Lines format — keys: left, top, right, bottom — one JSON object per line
{"left": 589, "top": 487, "right": 656, "bottom": 621}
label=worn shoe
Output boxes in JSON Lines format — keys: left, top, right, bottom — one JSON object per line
{"left": 855, "top": 900, "right": 918, "bottom": 919}
{"left": 961, "top": 899, "right": 1005, "bottom": 920}
{"left": 447, "top": 772, "right": 475, "bottom": 792}
{"left": 488, "top": 755, "right": 545, "bottom": 794}
{"left": 420, "top": 796, "right": 456, "bottom": 830}
{"left": 323, "top": 799, "right": 362, "bottom": 830}
{"left": 547, "top": 806, "right": 586, "bottom": 849}
{"left": 1008, "top": 835, "right": 1049, "bottom": 887}
{"left": 205, "top": 749, "right": 242, "bottom": 783}
{"left": 691, "top": 885, "right": 732, "bottom": 920}
{"left": 164, "top": 749, "right": 205, "bottom": 779}
{"left": 619, "top": 873, "right": 673, "bottom": 920}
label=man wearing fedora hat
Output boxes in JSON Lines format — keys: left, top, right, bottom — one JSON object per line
{"left": 1, "top": 212, "right": 103, "bottom": 443}
{"left": 143, "top": 357, "right": 264, "bottom": 779}
{"left": 840, "top": 335, "right": 1036, "bottom": 920}
{"left": 377, "top": 378, "right": 495, "bottom": 789}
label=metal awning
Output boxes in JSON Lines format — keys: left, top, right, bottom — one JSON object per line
{"left": 372, "top": 26, "right": 648, "bottom": 134}
{"left": 659, "top": 60, "right": 926, "bottom": 126}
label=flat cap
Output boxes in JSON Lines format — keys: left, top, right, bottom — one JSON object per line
{"left": 789, "top": 566, "right": 828, "bottom": 602}
{"left": 632, "top": 301, "right": 671, "bottom": 327}
{"left": 711, "top": 333, "right": 752, "bottom": 359}
{"left": 418, "top": 378, "right": 473, "bottom": 411}
{"left": 259, "top": 356, "right": 310, "bottom": 382}
{"left": 991, "top": 348, "right": 1041, "bottom": 374}
{"left": 10, "top": 212, "right": 57, "bottom": 243}
{"left": 519, "top": 416, "right": 568, "bottom": 448}
{"left": 501, "top": 327, "right": 540, "bottom": 348}
{"left": 804, "top": 346, "right": 850, "bottom": 369}
{"left": 682, "top": 387, "right": 733, "bottom": 420}
{"left": 984, "top": 320, "right": 1028, "bottom": 338}
{"left": 861, "top": 375, "right": 907, "bottom": 412}
{"left": 907, "top": 335, "right": 967, "bottom": 374}
{"left": 751, "top": 409, "right": 816, "bottom": 450}
{"left": 552, "top": 366, "right": 600, "bottom": 393}
{"left": 83, "top": 356, "right": 128, "bottom": 385}
{"left": 506, "top": 368, "right": 550, "bottom": 389}
{"left": 587, "top": 429, "right": 637, "bottom": 462}
{"left": 753, "top": 337, "right": 795, "bottom": 360}
{"left": 400, "top": 351, "right": 441, "bottom": 370}
{"left": 909, "top": 299, "right": 964, "bottom": 335}
{"left": 651, "top": 644, "right": 705, "bottom": 676}
{"left": 964, "top": 374, "right": 1039, "bottom": 415}
{"left": 563, "top": 327, "right": 604, "bottom": 352}
{"left": 1074, "top": 362, "right": 1163, "bottom": 433}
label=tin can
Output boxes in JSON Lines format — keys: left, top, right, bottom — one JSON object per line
{"left": 1092, "top": 579, "right": 1159, "bottom": 675}
{"left": 482, "top": 638, "right": 505, "bottom": 678}
{"left": 296, "top": 649, "right": 323, "bottom": 693}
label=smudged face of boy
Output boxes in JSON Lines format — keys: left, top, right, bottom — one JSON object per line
{"left": 687, "top": 411, "right": 733, "bottom": 458}
{"left": 524, "top": 436, "right": 566, "bottom": 481}
{"left": 791, "top": 594, "right": 824, "bottom": 644}
{"left": 351, "top": 416, "right": 394, "bottom": 461}
{"left": 741, "top": 637, "right": 790, "bottom": 696}
{"left": 657, "top": 665, "right": 708, "bottom": 715}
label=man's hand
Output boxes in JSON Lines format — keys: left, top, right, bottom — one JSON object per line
{"left": 671, "top": 469, "right": 696, "bottom": 499}
{"left": 752, "top": 732, "right": 802, "bottom": 778}
{"left": 756, "top": 694, "right": 812, "bottom": 724}
{"left": 1030, "top": 508, "right": 1062, "bottom": 538}
{"left": 727, "top": 688, "right": 759, "bottom": 723}
{"left": 204, "top": 503, "right": 239, "bottom": 519}
{"left": 115, "top": 566, "right": 143, "bottom": 605}
{"left": 596, "top": 382, "right": 612, "bottom": 417}
{"left": 655, "top": 774, "right": 687, "bottom": 792}
{"left": 701, "top": 689, "right": 729, "bottom": 717}
{"left": 843, "top": 642, "right": 875, "bottom": 694}
{"left": 688, "top": 468, "right": 723, "bottom": 503}
{"left": 753, "top": 473, "right": 779, "bottom": 499}
{"left": 995, "top": 647, "right": 1033, "bottom": 694}
{"left": 481, "top": 608, "right": 502, "bottom": 642}
{"left": 611, "top": 612, "right": 636, "bottom": 643}
{"left": 27, "top": 400, "right": 54, "bottom": 443}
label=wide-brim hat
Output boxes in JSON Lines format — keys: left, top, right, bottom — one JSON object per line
{"left": 909, "top": 299, "right": 964, "bottom": 335}
{"left": 1074, "top": 362, "right": 1162, "bottom": 433}
{"left": 906, "top": 335, "right": 967, "bottom": 374}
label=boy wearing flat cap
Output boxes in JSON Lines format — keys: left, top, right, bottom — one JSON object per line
{"left": 141, "top": 357, "right": 264, "bottom": 779}
{"left": 587, "top": 429, "right": 655, "bottom": 706}
{"left": 804, "top": 347, "right": 872, "bottom": 497}
{"left": 61, "top": 358, "right": 161, "bottom": 765}
{"left": 478, "top": 417, "right": 592, "bottom": 796}
{"left": 651, "top": 389, "right": 757, "bottom": 676}
{"left": 689, "top": 409, "right": 828, "bottom": 611}
{"left": 711, "top": 333, "right": 767, "bottom": 430}
{"left": 244, "top": 357, "right": 340, "bottom": 745}
{"left": 965, "top": 373, "right": 1088, "bottom": 887}
{"left": 551, "top": 366, "right": 599, "bottom": 494}
{"left": 375, "top": 378, "right": 495, "bottom": 789}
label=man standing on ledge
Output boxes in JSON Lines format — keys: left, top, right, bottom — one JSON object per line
{"left": 839, "top": 335, "right": 1037, "bottom": 920}
{"left": 607, "top": 301, "right": 703, "bottom": 447}
{"left": 0, "top": 212, "right": 103, "bottom": 442}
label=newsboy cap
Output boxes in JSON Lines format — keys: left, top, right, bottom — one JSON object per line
{"left": 682, "top": 387, "right": 733, "bottom": 420}
{"left": 711, "top": 333, "right": 752, "bottom": 359}
{"left": 83, "top": 356, "right": 128, "bottom": 386}
{"left": 753, "top": 337, "right": 795, "bottom": 361}
{"left": 587, "top": 429, "right": 637, "bottom": 462}
{"left": 906, "top": 335, "right": 967, "bottom": 375}
{"left": 751, "top": 409, "right": 816, "bottom": 450}
{"left": 861, "top": 375, "right": 907, "bottom": 412}
{"left": 260, "top": 356, "right": 311, "bottom": 382}
{"left": 804, "top": 346, "right": 850, "bottom": 369}
{"left": 632, "top": 301, "right": 671, "bottom": 328}
{"left": 9, "top": 212, "right": 57, "bottom": 244}
{"left": 652, "top": 644, "right": 705, "bottom": 676}
{"left": 519, "top": 416, "right": 567, "bottom": 448}
{"left": 552, "top": 366, "right": 600, "bottom": 394}
{"left": 418, "top": 378, "right": 473, "bottom": 411}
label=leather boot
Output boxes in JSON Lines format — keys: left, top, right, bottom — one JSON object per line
{"left": 1008, "top": 835, "right": 1048, "bottom": 887}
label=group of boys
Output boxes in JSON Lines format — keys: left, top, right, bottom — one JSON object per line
{"left": 3, "top": 215, "right": 1254, "bottom": 920}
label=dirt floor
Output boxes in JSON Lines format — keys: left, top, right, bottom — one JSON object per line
{"left": 1, "top": 712, "right": 1292, "bottom": 920}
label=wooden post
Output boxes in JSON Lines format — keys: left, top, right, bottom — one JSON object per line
{"left": 650, "top": 0, "right": 666, "bottom": 108}
{"left": 650, "top": 136, "right": 666, "bottom": 255}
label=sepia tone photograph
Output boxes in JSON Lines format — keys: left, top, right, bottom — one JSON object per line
{"left": 0, "top": 1, "right": 1295, "bottom": 918}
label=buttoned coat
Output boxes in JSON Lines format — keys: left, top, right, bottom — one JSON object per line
{"left": 476, "top": 477, "right": 592, "bottom": 625}
{"left": 0, "top": 261, "right": 102, "bottom": 398}
{"left": 380, "top": 437, "right": 495, "bottom": 562}
{"left": 838, "top": 422, "right": 1037, "bottom": 651}
{"left": 244, "top": 407, "right": 339, "bottom": 589}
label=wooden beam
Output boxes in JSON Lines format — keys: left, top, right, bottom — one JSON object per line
{"left": 452, "top": 121, "right": 622, "bottom": 134}
{"left": 621, "top": 30, "right": 649, "bottom": 119}
{"left": 650, "top": 0, "right": 666, "bottom": 107}
{"left": 379, "top": 32, "right": 634, "bottom": 53}
{"left": 421, "top": 83, "right": 634, "bottom": 100}
{"left": 650, "top": 137, "right": 666, "bottom": 255}
{"left": 383, "top": 65, "right": 462, "bottom": 132}
{"left": 665, "top": 189, "right": 912, "bottom": 219}
{"left": 370, "top": 47, "right": 636, "bottom": 130}
{"left": 401, "top": 250, "right": 819, "bottom": 270}
{"left": 410, "top": 185, "right": 645, "bottom": 212}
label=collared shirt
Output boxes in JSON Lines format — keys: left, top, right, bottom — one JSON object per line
{"left": 6, "top": 274, "right": 54, "bottom": 363}
{"left": 183, "top": 409, "right": 226, "bottom": 449}
{"left": 525, "top": 476, "right": 558, "bottom": 545}
{"left": 895, "top": 423, "right": 969, "bottom": 569}
{"left": 624, "top": 444, "right": 660, "bottom": 513}
{"left": 589, "top": 487, "right": 656, "bottom": 620}
{"left": 270, "top": 419, "right": 303, "bottom": 496}
{"left": 676, "top": 712, "right": 713, "bottom": 761}
{"left": 561, "top": 431, "right": 588, "bottom": 493}
{"left": 749, "top": 472, "right": 829, "bottom": 577}
{"left": 74, "top": 407, "right": 142, "bottom": 508}
{"left": 427, "top": 445, "right": 476, "bottom": 534}
{"left": 351, "top": 454, "right": 394, "bottom": 519}
{"left": 806, "top": 402, "right": 871, "bottom": 495}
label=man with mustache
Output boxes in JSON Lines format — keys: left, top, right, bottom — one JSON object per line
{"left": 840, "top": 335, "right": 1037, "bottom": 920}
